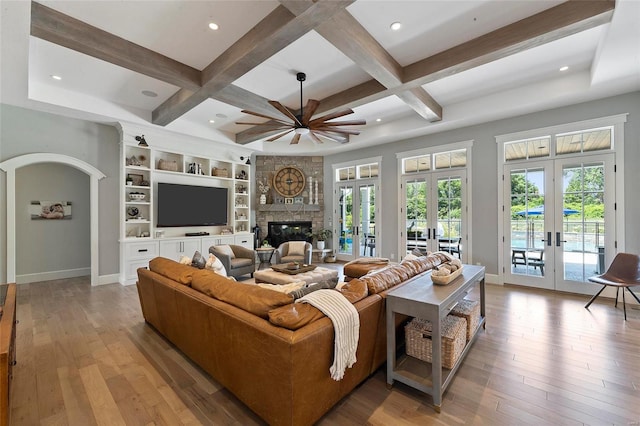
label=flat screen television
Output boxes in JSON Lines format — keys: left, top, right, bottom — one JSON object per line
{"left": 157, "top": 182, "right": 228, "bottom": 227}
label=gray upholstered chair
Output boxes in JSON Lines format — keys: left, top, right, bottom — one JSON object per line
{"left": 209, "top": 244, "right": 256, "bottom": 278}
{"left": 274, "top": 241, "right": 312, "bottom": 265}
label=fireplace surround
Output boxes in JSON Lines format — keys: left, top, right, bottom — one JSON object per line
{"left": 267, "top": 221, "right": 312, "bottom": 248}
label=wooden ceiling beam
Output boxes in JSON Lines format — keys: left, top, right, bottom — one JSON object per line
{"left": 152, "top": 0, "right": 354, "bottom": 126}
{"left": 237, "top": 0, "right": 612, "bottom": 145}
{"left": 403, "top": 0, "right": 616, "bottom": 86}
{"left": 30, "top": 1, "right": 201, "bottom": 91}
{"left": 313, "top": 8, "right": 442, "bottom": 121}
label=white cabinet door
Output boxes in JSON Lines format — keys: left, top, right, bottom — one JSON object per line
{"left": 159, "top": 239, "right": 202, "bottom": 261}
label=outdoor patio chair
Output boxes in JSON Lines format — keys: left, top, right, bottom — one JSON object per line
{"left": 585, "top": 252, "right": 640, "bottom": 320}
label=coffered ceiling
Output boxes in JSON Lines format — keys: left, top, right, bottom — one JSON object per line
{"left": 1, "top": 0, "right": 638, "bottom": 155}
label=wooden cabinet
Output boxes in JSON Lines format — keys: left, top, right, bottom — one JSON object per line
{"left": 386, "top": 265, "right": 485, "bottom": 412}
{"left": 202, "top": 235, "right": 235, "bottom": 251}
{"left": 0, "top": 284, "right": 16, "bottom": 426}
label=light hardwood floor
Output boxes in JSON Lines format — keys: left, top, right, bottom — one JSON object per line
{"left": 8, "top": 274, "right": 640, "bottom": 425}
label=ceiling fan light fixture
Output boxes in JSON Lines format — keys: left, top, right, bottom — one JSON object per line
{"left": 295, "top": 127, "right": 310, "bottom": 135}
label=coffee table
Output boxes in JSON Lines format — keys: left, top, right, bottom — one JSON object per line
{"left": 254, "top": 266, "right": 338, "bottom": 285}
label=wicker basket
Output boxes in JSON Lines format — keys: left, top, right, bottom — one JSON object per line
{"left": 449, "top": 299, "right": 480, "bottom": 342}
{"left": 212, "top": 167, "right": 229, "bottom": 177}
{"left": 405, "top": 315, "right": 466, "bottom": 369}
{"left": 430, "top": 265, "right": 463, "bottom": 285}
{"left": 157, "top": 159, "right": 178, "bottom": 171}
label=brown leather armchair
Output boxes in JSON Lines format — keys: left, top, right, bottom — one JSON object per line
{"left": 209, "top": 244, "right": 256, "bottom": 278}
{"left": 274, "top": 241, "right": 313, "bottom": 265}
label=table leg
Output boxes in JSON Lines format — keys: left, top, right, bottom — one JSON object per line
{"left": 431, "top": 311, "right": 442, "bottom": 409}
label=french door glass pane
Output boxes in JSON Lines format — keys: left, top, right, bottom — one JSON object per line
{"left": 561, "top": 162, "right": 605, "bottom": 281}
{"left": 437, "top": 177, "right": 462, "bottom": 258}
{"left": 510, "top": 168, "right": 545, "bottom": 276}
{"left": 359, "top": 184, "right": 376, "bottom": 257}
{"left": 405, "top": 180, "right": 427, "bottom": 254}
{"left": 337, "top": 187, "right": 353, "bottom": 255}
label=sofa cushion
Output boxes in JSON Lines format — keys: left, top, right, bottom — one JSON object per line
{"left": 288, "top": 280, "right": 337, "bottom": 300}
{"left": 149, "top": 257, "right": 196, "bottom": 286}
{"left": 216, "top": 244, "right": 235, "bottom": 259}
{"left": 268, "top": 279, "right": 369, "bottom": 330}
{"left": 192, "top": 271, "right": 292, "bottom": 318}
{"left": 230, "top": 257, "right": 254, "bottom": 268}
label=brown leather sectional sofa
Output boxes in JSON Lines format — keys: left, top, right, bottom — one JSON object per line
{"left": 136, "top": 253, "right": 449, "bottom": 425}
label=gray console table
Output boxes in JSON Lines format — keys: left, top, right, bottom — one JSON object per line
{"left": 386, "top": 265, "right": 485, "bottom": 412}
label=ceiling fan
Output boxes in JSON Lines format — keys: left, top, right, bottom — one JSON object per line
{"left": 235, "top": 72, "right": 366, "bottom": 145}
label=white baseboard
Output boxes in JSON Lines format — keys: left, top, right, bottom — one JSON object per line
{"left": 17, "top": 267, "right": 90, "bottom": 284}
{"left": 97, "top": 274, "right": 120, "bottom": 286}
{"left": 485, "top": 273, "right": 500, "bottom": 285}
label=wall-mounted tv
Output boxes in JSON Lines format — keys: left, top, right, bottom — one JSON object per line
{"left": 157, "top": 182, "right": 228, "bottom": 227}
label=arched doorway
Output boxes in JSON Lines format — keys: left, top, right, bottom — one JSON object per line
{"left": 0, "top": 153, "right": 106, "bottom": 285}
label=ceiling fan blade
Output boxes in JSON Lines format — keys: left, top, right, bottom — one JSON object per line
{"left": 314, "top": 127, "right": 361, "bottom": 136}
{"left": 312, "top": 119, "right": 366, "bottom": 127}
{"left": 309, "top": 109, "right": 354, "bottom": 125}
{"left": 235, "top": 121, "right": 292, "bottom": 126}
{"left": 301, "top": 99, "right": 320, "bottom": 125}
{"left": 240, "top": 109, "right": 291, "bottom": 124}
{"left": 266, "top": 129, "right": 294, "bottom": 142}
{"left": 268, "top": 101, "right": 302, "bottom": 126}
{"left": 309, "top": 131, "right": 324, "bottom": 144}
{"left": 314, "top": 131, "right": 349, "bottom": 143}
{"left": 290, "top": 133, "right": 301, "bottom": 145}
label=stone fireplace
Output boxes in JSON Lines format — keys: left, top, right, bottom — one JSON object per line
{"left": 255, "top": 156, "right": 326, "bottom": 247}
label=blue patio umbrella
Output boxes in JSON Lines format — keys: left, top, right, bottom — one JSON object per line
{"left": 516, "top": 205, "right": 579, "bottom": 216}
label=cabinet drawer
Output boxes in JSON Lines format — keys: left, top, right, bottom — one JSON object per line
{"left": 125, "top": 259, "right": 151, "bottom": 281}
{"left": 235, "top": 234, "right": 254, "bottom": 249}
{"left": 125, "top": 241, "right": 159, "bottom": 260}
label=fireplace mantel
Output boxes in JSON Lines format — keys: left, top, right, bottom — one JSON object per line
{"left": 257, "top": 204, "right": 320, "bottom": 212}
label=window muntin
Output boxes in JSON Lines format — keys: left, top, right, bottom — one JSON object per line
{"left": 358, "top": 163, "right": 379, "bottom": 178}
{"left": 336, "top": 166, "right": 356, "bottom": 181}
{"left": 505, "top": 137, "right": 550, "bottom": 161}
{"left": 402, "top": 149, "right": 466, "bottom": 174}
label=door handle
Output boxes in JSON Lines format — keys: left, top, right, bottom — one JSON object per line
{"left": 541, "top": 232, "right": 552, "bottom": 246}
{"left": 426, "top": 228, "right": 431, "bottom": 240}
{"left": 433, "top": 228, "right": 437, "bottom": 240}
{"left": 555, "top": 232, "right": 567, "bottom": 246}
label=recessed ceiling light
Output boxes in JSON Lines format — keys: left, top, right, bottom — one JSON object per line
{"left": 208, "top": 22, "right": 219, "bottom": 30}
{"left": 50, "top": 75, "right": 62, "bottom": 80}
{"left": 215, "top": 113, "right": 228, "bottom": 119}
{"left": 209, "top": 119, "right": 216, "bottom": 124}
{"left": 390, "top": 22, "right": 402, "bottom": 31}
{"left": 141, "top": 90, "right": 158, "bottom": 97}
{"left": 559, "top": 66, "right": 569, "bottom": 72}
{"left": 376, "top": 118, "right": 382, "bottom": 122}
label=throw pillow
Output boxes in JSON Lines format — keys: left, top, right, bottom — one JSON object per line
{"left": 205, "top": 254, "right": 227, "bottom": 276}
{"left": 412, "top": 248, "right": 425, "bottom": 257}
{"left": 289, "top": 280, "right": 337, "bottom": 300}
{"left": 216, "top": 244, "right": 235, "bottom": 259}
{"left": 178, "top": 255, "right": 192, "bottom": 265}
{"left": 403, "top": 253, "right": 419, "bottom": 261}
{"left": 191, "top": 251, "right": 206, "bottom": 269}
{"left": 287, "top": 241, "right": 306, "bottom": 257}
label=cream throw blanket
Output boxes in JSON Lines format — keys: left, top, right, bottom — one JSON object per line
{"left": 297, "top": 289, "right": 359, "bottom": 381}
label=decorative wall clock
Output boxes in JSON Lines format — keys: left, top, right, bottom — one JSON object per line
{"left": 273, "top": 166, "right": 306, "bottom": 198}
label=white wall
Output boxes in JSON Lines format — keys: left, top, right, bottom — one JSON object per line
{"left": 324, "top": 92, "right": 640, "bottom": 275}
{"left": 15, "top": 163, "right": 90, "bottom": 281}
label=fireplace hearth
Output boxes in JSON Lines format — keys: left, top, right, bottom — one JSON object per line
{"left": 267, "top": 221, "right": 312, "bottom": 248}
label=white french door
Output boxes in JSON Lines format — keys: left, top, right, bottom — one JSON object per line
{"left": 401, "top": 170, "right": 467, "bottom": 262}
{"left": 503, "top": 154, "right": 615, "bottom": 293}
{"left": 335, "top": 180, "right": 378, "bottom": 261}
